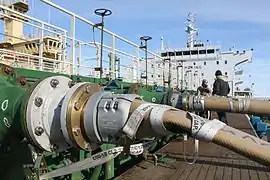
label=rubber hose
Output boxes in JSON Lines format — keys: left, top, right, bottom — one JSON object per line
{"left": 130, "top": 99, "right": 270, "bottom": 167}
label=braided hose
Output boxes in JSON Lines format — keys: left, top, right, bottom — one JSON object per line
{"left": 196, "top": 95, "right": 270, "bottom": 115}
{"left": 131, "top": 99, "right": 270, "bottom": 167}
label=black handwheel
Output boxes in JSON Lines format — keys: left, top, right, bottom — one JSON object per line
{"left": 94, "top": 8, "right": 112, "bottom": 17}
{"left": 140, "top": 36, "right": 152, "bottom": 41}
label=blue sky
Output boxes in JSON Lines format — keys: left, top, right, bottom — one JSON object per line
{"left": 28, "top": 0, "right": 270, "bottom": 97}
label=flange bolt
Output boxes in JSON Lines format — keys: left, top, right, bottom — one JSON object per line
{"left": 50, "top": 79, "right": 59, "bottom": 88}
{"left": 34, "top": 97, "right": 43, "bottom": 107}
{"left": 34, "top": 126, "right": 44, "bottom": 136}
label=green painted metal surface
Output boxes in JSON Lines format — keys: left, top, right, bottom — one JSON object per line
{"left": 0, "top": 83, "right": 25, "bottom": 143}
{"left": 136, "top": 88, "right": 165, "bottom": 104}
{"left": 14, "top": 67, "right": 110, "bottom": 85}
{"left": 0, "top": 64, "right": 27, "bottom": 144}
{"left": 0, "top": 63, "right": 180, "bottom": 180}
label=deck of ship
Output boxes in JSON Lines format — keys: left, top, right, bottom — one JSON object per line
{"left": 117, "top": 113, "right": 270, "bottom": 180}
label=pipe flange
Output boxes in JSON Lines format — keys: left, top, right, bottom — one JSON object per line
{"left": 170, "top": 92, "right": 180, "bottom": 107}
{"left": 60, "top": 82, "right": 88, "bottom": 146}
{"left": 61, "top": 82, "right": 100, "bottom": 150}
{"left": 188, "top": 95, "right": 194, "bottom": 111}
{"left": 193, "top": 95, "right": 205, "bottom": 111}
{"left": 84, "top": 91, "right": 110, "bottom": 144}
{"left": 25, "top": 76, "right": 71, "bottom": 152}
{"left": 181, "top": 93, "right": 188, "bottom": 110}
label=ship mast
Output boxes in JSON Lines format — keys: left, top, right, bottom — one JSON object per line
{"left": 185, "top": 12, "right": 198, "bottom": 48}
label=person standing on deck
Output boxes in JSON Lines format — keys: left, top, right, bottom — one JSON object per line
{"left": 197, "top": 79, "right": 211, "bottom": 96}
{"left": 212, "top": 70, "right": 230, "bottom": 124}
{"left": 196, "top": 79, "right": 211, "bottom": 118}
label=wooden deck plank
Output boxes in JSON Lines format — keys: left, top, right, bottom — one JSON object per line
{"left": 214, "top": 158, "right": 225, "bottom": 180}
{"left": 231, "top": 159, "right": 241, "bottom": 180}
{"left": 186, "top": 162, "right": 204, "bottom": 180}
{"left": 196, "top": 157, "right": 213, "bottom": 180}
{"left": 247, "top": 160, "right": 259, "bottom": 180}
{"left": 168, "top": 162, "right": 187, "bottom": 180}
{"left": 255, "top": 162, "right": 270, "bottom": 180}
{"left": 116, "top": 113, "right": 270, "bottom": 180}
{"left": 177, "top": 164, "right": 196, "bottom": 180}
{"left": 239, "top": 160, "right": 250, "bottom": 180}
{"left": 204, "top": 158, "right": 219, "bottom": 180}
{"left": 223, "top": 158, "right": 233, "bottom": 180}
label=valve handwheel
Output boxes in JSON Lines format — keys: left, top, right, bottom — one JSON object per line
{"left": 94, "top": 8, "right": 112, "bottom": 17}
{"left": 140, "top": 36, "right": 152, "bottom": 41}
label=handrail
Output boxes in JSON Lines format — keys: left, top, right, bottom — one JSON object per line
{"left": 0, "top": 48, "right": 68, "bottom": 63}
{"left": 0, "top": 12, "right": 63, "bottom": 38}
{"left": 0, "top": 1, "right": 171, "bottom": 86}
{"left": 0, "top": 5, "right": 67, "bottom": 33}
{"left": 40, "top": 0, "right": 162, "bottom": 59}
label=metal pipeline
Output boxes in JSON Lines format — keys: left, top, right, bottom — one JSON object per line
{"left": 0, "top": 64, "right": 26, "bottom": 144}
{"left": 168, "top": 91, "right": 270, "bottom": 115}
{"left": 130, "top": 99, "right": 270, "bottom": 167}
{"left": 19, "top": 76, "right": 270, "bottom": 179}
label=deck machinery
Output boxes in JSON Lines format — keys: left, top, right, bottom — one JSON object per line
{"left": 0, "top": 1, "right": 270, "bottom": 180}
{"left": 1, "top": 63, "right": 270, "bottom": 180}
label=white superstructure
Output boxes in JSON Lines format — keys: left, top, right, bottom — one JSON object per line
{"left": 140, "top": 12, "right": 253, "bottom": 96}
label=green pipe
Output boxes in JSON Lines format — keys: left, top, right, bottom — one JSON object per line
{"left": 148, "top": 141, "right": 158, "bottom": 152}
{"left": 88, "top": 147, "right": 104, "bottom": 180}
{"left": 119, "top": 156, "right": 131, "bottom": 165}
{"left": 104, "top": 144, "right": 115, "bottom": 179}
{"left": 0, "top": 82, "right": 25, "bottom": 144}
{"left": 90, "top": 165, "right": 102, "bottom": 180}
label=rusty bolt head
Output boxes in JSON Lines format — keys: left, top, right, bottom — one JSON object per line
{"left": 50, "top": 79, "right": 59, "bottom": 88}
{"left": 85, "top": 85, "right": 91, "bottom": 93}
{"left": 74, "top": 102, "right": 81, "bottom": 110}
{"left": 4, "top": 67, "right": 12, "bottom": 74}
{"left": 19, "top": 77, "right": 26, "bottom": 86}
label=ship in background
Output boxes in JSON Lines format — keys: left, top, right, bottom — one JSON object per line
{"left": 0, "top": 1, "right": 254, "bottom": 98}
{"left": 153, "top": 12, "right": 254, "bottom": 97}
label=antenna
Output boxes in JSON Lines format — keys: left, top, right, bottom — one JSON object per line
{"left": 185, "top": 12, "right": 198, "bottom": 48}
{"left": 161, "top": 36, "right": 164, "bottom": 50}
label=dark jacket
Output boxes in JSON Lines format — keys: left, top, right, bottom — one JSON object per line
{"left": 197, "top": 86, "right": 211, "bottom": 95}
{"left": 212, "top": 76, "right": 230, "bottom": 96}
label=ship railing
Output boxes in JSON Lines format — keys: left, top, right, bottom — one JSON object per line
{"left": 0, "top": 2, "right": 176, "bottom": 87}
{"left": 76, "top": 41, "right": 168, "bottom": 85}
{"left": 39, "top": 0, "right": 178, "bottom": 87}
{"left": 0, "top": 4, "right": 67, "bottom": 38}
{"left": 40, "top": 0, "right": 161, "bottom": 59}
{"left": 0, "top": 48, "right": 72, "bottom": 72}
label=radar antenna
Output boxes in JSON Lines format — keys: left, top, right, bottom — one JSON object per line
{"left": 185, "top": 12, "right": 198, "bottom": 48}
